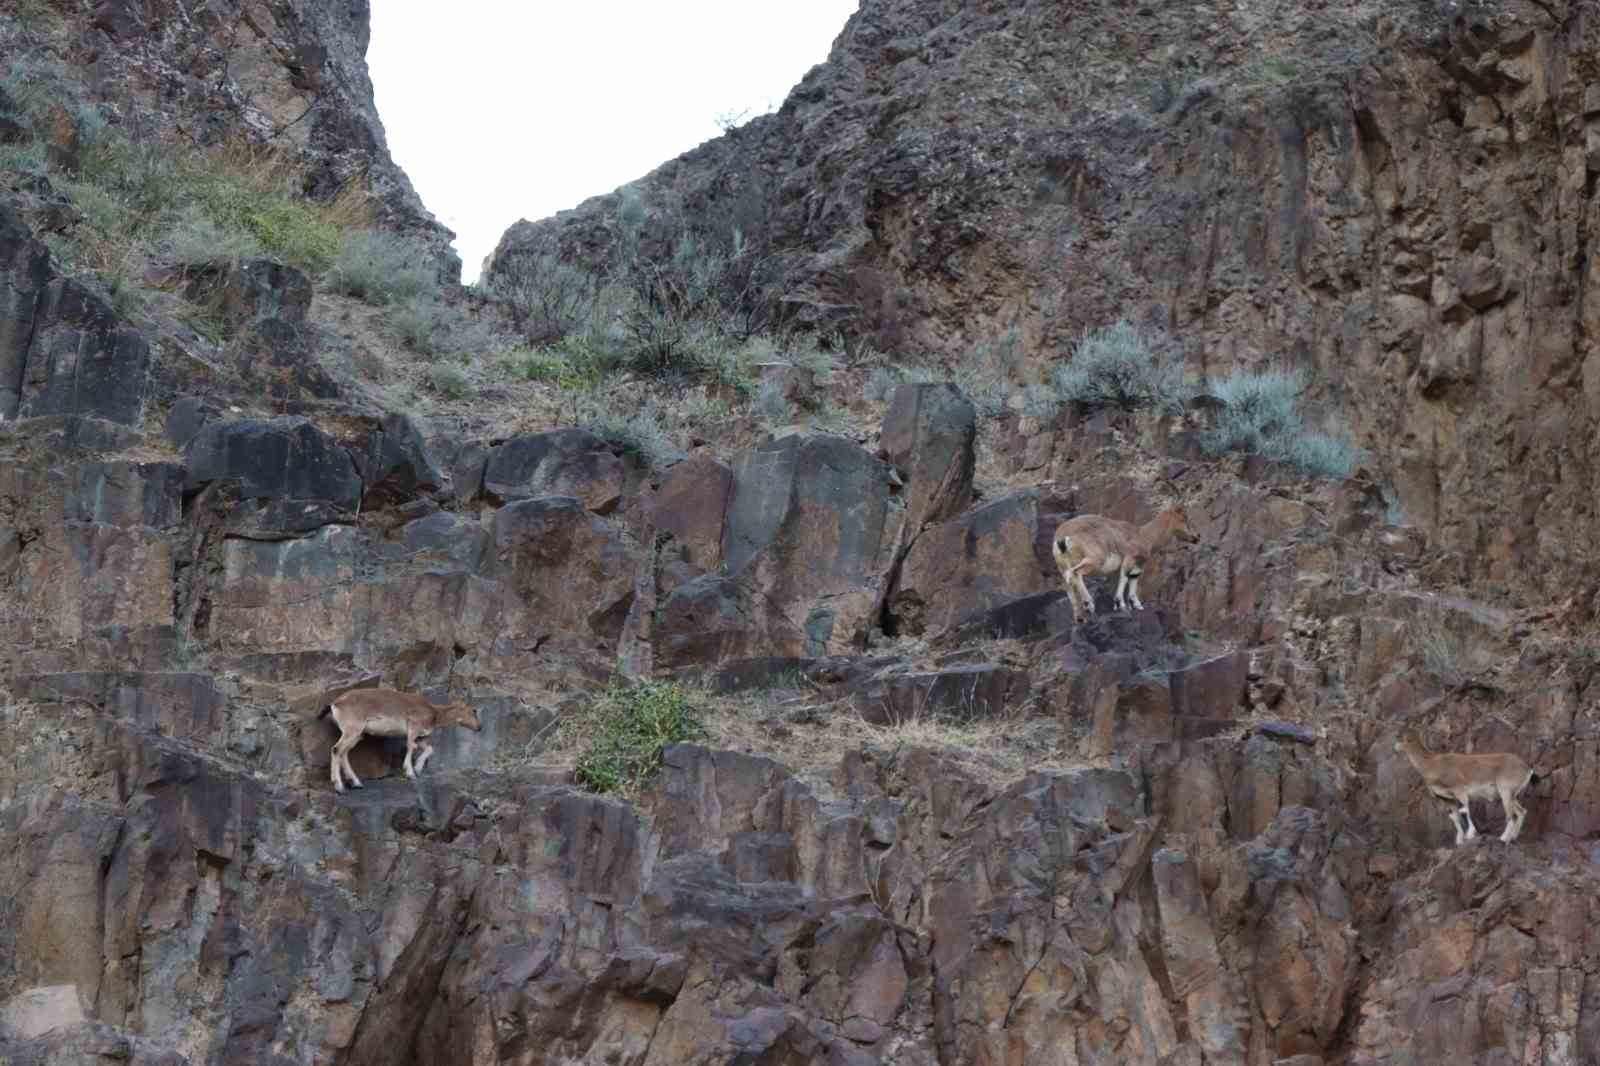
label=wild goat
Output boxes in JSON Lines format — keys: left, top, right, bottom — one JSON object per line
{"left": 318, "top": 688, "right": 482, "bottom": 793}
{"left": 1051, "top": 506, "right": 1198, "bottom": 624}
{"left": 1394, "top": 728, "right": 1538, "bottom": 845}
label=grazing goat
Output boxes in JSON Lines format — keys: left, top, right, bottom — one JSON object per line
{"left": 318, "top": 688, "right": 482, "bottom": 793}
{"left": 1393, "top": 728, "right": 1537, "bottom": 845}
{"left": 1051, "top": 506, "right": 1198, "bottom": 624}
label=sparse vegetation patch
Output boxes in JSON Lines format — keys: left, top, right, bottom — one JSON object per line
{"left": 1201, "top": 369, "right": 1359, "bottom": 479}
{"left": 566, "top": 681, "right": 706, "bottom": 797}
{"left": 1052, "top": 319, "right": 1190, "bottom": 414}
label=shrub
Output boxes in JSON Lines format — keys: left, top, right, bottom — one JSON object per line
{"left": 568, "top": 681, "right": 705, "bottom": 796}
{"left": 1052, "top": 319, "right": 1190, "bottom": 414}
{"left": 1021, "top": 383, "right": 1061, "bottom": 420}
{"left": 390, "top": 295, "right": 444, "bottom": 353}
{"left": 1201, "top": 369, "right": 1360, "bottom": 479}
{"left": 1278, "top": 430, "right": 1360, "bottom": 479}
{"left": 753, "top": 377, "right": 792, "bottom": 425}
{"left": 578, "top": 398, "right": 673, "bottom": 468}
{"left": 328, "top": 229, "right": 436, "bottom": 305}
{"left": 425, "top": 363, "right": 471, "bottom": 400}
{"left": 866, "top": 366, "right": 903, "bottom": 402}
{"left": 485, "top": 252, "right": 601, "bottom": 345}
{"left": 160, "top": 205, "right": 264, "bottom": 268}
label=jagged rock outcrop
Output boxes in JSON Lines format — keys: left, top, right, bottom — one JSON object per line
{"left": 10, "top": 0, "right": 1600, "bottom": 1062}
{"left": 58, "top": 0, "right": 458, "bottom": 276}
{"left": 488, "top": 0, "right": 1600, "bottom": 610}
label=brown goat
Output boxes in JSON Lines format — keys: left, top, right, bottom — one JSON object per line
{"left": 1051, "top": 506, "right": 1198, "bottom": 623}
{"left": 1394, "top": 728, "right": 1538, "bottom": 845}
{"left": 318, "top": 688, "right": 482, "bottom": 792}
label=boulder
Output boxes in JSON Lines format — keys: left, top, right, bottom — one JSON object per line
{"left": 712, "top": 432, "right": 904, "bottom": 657}
{"left": 849, "top": 664, "right": 1030, "bottom": 725}
{"left": 208, "top": 525, "right": 357, "bottom": 653}
{"left": 889, "top": 490, "right": 1049, "bottom": 636}
{"left": 228, "top": 315, "right": 341, "bottom": 402}
{"left": 0, "top": 203, "right": 52, "bottom": 421}
{"left": 482, "top": 428, "right": 624, "bottom": 513}
{"left": 185, "top": 417, "right": 363, "bottom": 531}
{"left": 358, "top": 412, "right": 445, "bottom": 509}
{"left": 184, "top": 258, "right": 313, "bottom": 329}
{"left": 9, "top": 278, "right": 150, "bottom": 425}
{"left": 649, "top": 454, "right": 732, "bottom": 579}
{"left": 487, "top": 496, "right": 635, "bottom": 653}
{"left": 654, "top": 575, "right": 809, "bottom": 668}
{"left": 879, "top": 381, "right": 976, "bottom": 532}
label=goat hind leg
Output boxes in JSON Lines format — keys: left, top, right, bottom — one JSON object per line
{"left": 340, "top": 732, "right": 365, "bottom": 790}
{"left": 330, "top": 734, "right": 347, "bottom": 792}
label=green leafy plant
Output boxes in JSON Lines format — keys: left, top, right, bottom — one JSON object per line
{"left": 568, "top": 681, "right": 706, "bottom": 797}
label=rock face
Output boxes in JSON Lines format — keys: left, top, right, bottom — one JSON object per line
{"left": 66, "top": 0, "right": 457, "bottom": 275}
{"left": 487, "top": 0, "right": 1598, "bottom": 609}
{"left": 0, "top": 205, "right": 151, "bottom": 424}
{"left": 657, "top": 433, "right": 905, "bottom": 665}
{"left": 10, "top": 0, "right": 1600, "bottom": 1062}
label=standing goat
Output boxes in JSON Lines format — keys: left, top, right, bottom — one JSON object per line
{"left": 1051, "top": 506, "right": 1198, "bottom": 624}
{"left": 1393, "top": 728, "right": 1537, "bottom": 845}
{"left": 319, "top": 688, "right": 482, "bottom": 793}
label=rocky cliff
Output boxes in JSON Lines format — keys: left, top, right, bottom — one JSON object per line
{"left": 5, "top": 1, "right": 1600, "bottom": 1065}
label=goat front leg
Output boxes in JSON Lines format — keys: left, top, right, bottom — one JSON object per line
{"left": 1458, "top": 801, "right": 1477, "bottom": 842}
{"left": 404, "top": 729, "right": 419, "bottom": 779}
{"left": 1498, "top": 788, "right": 1525, "bottom": 843}
{"left": 1113, "top": 569, "right": 1130, "bottom": 612}
{"left": 414, "top": 740, "right": 435, "bottom": 776}
{"left": 1076, "top": 572, "right": 1096, "bottom": 616}
{"left": 1127, "top": 571, "right": 1146, "bottom": 611}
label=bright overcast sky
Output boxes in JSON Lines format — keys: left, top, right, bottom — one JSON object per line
{"left": 368, "top": 2, "right": 859, "bottom": 283}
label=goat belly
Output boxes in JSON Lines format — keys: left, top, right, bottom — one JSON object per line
{"left": 361, "top": 716, "right": 410, "bottom": 736}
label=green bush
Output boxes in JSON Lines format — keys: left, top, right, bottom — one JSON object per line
{"left": 576, "top": 395, "right": 673, "bottom": 467}
{"left": 569, "top": 681, "right": 705, "bottom": 796}
{"left": 866, "top": 366, "right": 903, "bottom": 402}
{"left": 390, "top": 295, "right": 444, "bottom": 353}
{"left": 328, "top": 229, "right": 437, "bottom": 305}
{"left": 425, "top": 363, "right": 472, "bottom": 400}
{"left": 1053, "top": 319, "right": 1190, "bottom": 414}
{"left": 1201, "top": 369, "right": 1360, "bottom": 479}
{"left": 160, "top": 205, "right": 265, "bottom": 268}
{"left": 753, "top": 377, "right": 792, "bottom": 425}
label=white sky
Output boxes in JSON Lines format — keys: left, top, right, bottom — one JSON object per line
{"left": 368, "top": 2, "right": 860, "bottom": 283}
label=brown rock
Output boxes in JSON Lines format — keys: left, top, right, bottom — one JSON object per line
{"left": 649, "top": 454, "right": 732, "bottom": 578}
{"left": 487, "top": 496, "right": 635, "bottom": 654}
{"left": 879, "top": 381, "right": 976, "bottom": 532}
{"left": 890, "top": 490, "right": 1049, "bottom": 636}
{"left": 482, "top": 429, "right": 625, "bottom": 513}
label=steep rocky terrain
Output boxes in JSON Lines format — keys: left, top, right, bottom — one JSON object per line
{"left": 5, "top": 1, "right": 1600, "bottom": 1065}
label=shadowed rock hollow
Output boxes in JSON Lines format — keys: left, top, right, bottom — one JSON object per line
{"left": 6, "top": 1, "right": 1600, "bottom": 1065}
